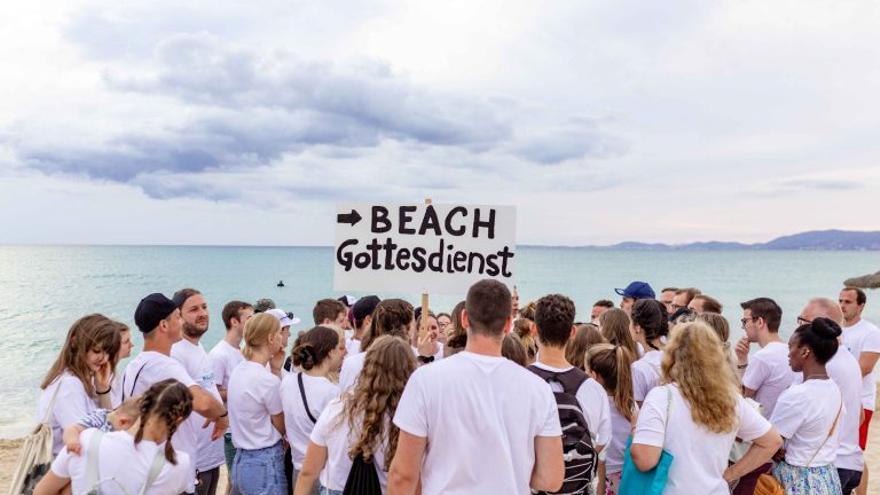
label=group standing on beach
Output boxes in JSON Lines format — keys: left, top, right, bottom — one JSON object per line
{"left": 23, "top": 279, "right": 880, "bottom": 495}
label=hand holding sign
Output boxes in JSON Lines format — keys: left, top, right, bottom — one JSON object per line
{"left": 334, "top": 202, "right": 516, "bottom": 295}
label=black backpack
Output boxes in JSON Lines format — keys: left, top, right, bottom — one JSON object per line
{"left": 528, "top": 365, "right": 598, "bottom": 495}
{"left": 342, "top": 454, "right": 382, "bottom": 495}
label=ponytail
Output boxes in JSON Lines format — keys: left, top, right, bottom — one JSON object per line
{"left": 587, "top": 344, "right": 636, "bottom": 422}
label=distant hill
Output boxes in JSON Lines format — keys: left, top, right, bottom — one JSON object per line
{"left": 569, "top": 230, "right": 880, "bottom": 251}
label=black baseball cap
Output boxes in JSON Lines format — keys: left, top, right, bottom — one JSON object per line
{"left": 134, "top": 293, "right": 178, "bottom": 333}
{"left": 351, "top": 295, "right": 381, "bottom": 325}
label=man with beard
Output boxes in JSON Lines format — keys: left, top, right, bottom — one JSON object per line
{"left": 171, "top": 288, "right": 225, "bottom": 495}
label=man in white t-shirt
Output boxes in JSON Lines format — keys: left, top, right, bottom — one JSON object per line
{"left": 839, "top": 287, "right": 880, "bottom": 495}
{"left": 209, "top": 300, "right": 253, "bottom": 484}
{"left": 798, "top": 297, "right": 864, "bottom": 494}
{"left": 170, "top": 288, "right": 225, "bottom": 495}
{"left": 388, "top": 280, "right": 564, "bottom": 495}
{"left": 122, "top": 293, "right": 228, "bottom": 494}
{"left": 733, "top": 297, "right": 796, "bottom": 495}
{"left": 531, "top": 294, "right": 612, "bottom": 452}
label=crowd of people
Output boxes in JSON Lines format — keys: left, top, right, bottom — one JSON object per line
{"left": 25, "top": 280, "right": 880, "bottom": 495}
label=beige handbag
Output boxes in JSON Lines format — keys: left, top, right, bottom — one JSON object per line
{"left": 7, "top": 383, "right": 61, "bottom": 495}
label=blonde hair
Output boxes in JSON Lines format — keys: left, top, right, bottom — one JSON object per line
{"left": 587, "top": 343, "right": 636, "bottom": 422}
{"left": 662, "top": 321, "right": 739, "bottom": 433}
{"left": 243, "top": 313, "right": 281, "bottom": 360}
{"left": 345, "top": 336, "right": 416, "bottom": 470}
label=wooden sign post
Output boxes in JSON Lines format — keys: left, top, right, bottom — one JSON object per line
{"left": 420, "top": 198, "right": 431, "bottom": 347}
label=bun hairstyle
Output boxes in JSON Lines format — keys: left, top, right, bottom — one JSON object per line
{"left": 794, "top": 317, "right": 842, "bottom": 364}
{"left": 631, "top": 299, "right": 669, "bottom": 349}
{"left": 292, "top": 326, "right": 340, "bottom": 370}
{"left": 243, "top": 313, "right": 281, "bottom": 360}
{"left": 360, "top": 299, "right": 414, "bottom": 352}
{"left": 135, "top": 378, "right": 193, "bottom": 464}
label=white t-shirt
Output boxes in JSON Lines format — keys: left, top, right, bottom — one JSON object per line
{"left": 793, "top": 348, "right": 864, "bottom": 471}
{"left": 633, "top": 384, "right": 771, "bottom": 495}
{"left": 631, "top": 350, "right": 663, "bottom": 402}
{"left": 171, "top": 339, "right": 225, "bottom": 472}
{"left": 122, "top": 351, "right": 198, "bottom": 488}
{"left": 280, "top": 372, "right": 340, "bottom": 469}
{"left": 345, "top": 337, "right": 362, "bottom": 356}
{"left": 393, "top": 351, "right": 562, "bottom": 495}
{"left": 412, "top": 342, "right": 444, "bottom": 359}
{"left": 338, "top": 351, "right": 366, "bottom": 393}
{"left": 770, "top": 378, "right": 842, "bottom": 467}
{"left": 310, "top": 398, "right": 390, "bottom": 491}
{"left": 35, "top": 371, "right": 99, "bottom": 455}
{"left": 208, "top": 339, "right": 244, "bottom": 393}
{"left": 741, "top": 341, "right": 797, "bottom": 418}
{"left": 842, "top": 319, "right": 880, "bottom": 411}
{"left": 228, "top": 361, "right": 284, "bottom": 450}
{"left": 605, "top": 400, "right": 638, "bottom": 474}
{"left": 50, "top": 429, "right": 191, "bottom": 495}
{"left": 531, "top": 361, "right": 612, "bottom": 446}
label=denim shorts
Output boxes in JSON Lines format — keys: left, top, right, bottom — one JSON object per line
{"left": 231, "top": 441, "right": 288, "bottom": 495}
{"left": 320, "top": 488, "right": 343, "bottom": 495}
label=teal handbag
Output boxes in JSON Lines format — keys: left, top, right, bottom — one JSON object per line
{"left": 618, "top": 386, "right": 674, "bottom": 495}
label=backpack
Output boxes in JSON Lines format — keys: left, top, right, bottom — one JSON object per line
{"left": 342, "top": 454, "right": 382, "bottom": 495}
{"left": 528, "top": 366, "right": 598, "bottom": 495}
{"left": 82, "top": 430, "right": 166, "bottom": 495}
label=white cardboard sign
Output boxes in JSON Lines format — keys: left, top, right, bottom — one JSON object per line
{"left": 333, "top": 203, "right": 516, "bottom": 295}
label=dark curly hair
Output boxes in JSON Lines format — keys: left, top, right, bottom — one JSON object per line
{"left": 534, "top": 294, "right": 576, "bottom": 347}
{"left": 360, "top": 299, "right": 414, "bottom": 352}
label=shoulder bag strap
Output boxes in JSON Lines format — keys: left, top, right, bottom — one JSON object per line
{"left": 298, "top": 372, "right": 318, "bottom": 423}
{"left": 85, "top": 430, "right": 105, "bottom": 491}
{"left": 41, "top": 377, "right": 64, "bottom": 425}
{"left": 806, "top": 391, "right": 843, "bottom": 466}
{"left": 123, "top": 363, "right": 149, "bottom": 402}
{"left": 139, "top": 448, "right": 167, "bottom": 495}
{"left": 662, "top": 386, "right": 673, "bottom": 444}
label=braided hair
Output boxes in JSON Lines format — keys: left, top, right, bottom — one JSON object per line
{"left": 134, "top": 379, "right": 193, "bottom": 464}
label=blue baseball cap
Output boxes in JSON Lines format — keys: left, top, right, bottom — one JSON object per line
{"left": 614, "top": 281, "right": 655, "bottom": 300}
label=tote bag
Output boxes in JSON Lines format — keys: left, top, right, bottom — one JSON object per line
{"left": 7, "top": 383, "right": 61, "bottom": 495}
{"left": 618, "top": 386, "right": 674, "bottom": 495}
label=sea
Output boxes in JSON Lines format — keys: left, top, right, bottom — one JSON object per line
{"left": 1, "top": 245, "right": 878, "bottom": 438}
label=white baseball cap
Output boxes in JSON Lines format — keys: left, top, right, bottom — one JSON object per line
{"left": 266, "top": 308, "right": 301, "bottom": 327}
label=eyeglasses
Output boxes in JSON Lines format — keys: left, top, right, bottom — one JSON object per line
{"left": 796, "top": 316, "right": 812, "bottom": 326}
{"left": 740, "top": 316, "right": 757, "bottom": 328}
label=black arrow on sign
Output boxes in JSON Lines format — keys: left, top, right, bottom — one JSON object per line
{"left": 337, "top": 209, "right": 362, "bottom": 226}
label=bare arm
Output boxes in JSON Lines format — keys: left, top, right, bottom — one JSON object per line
{"left": 294, "top": 442, "right": 327, "bottom": 495}
{"left": 388, "top": 430, "right": 426, "bottom": 495}
{"left": 270, "top": 412, "right": 285, "bottom": 436}
{"left": 630, "top": 443, "right": 662, "bottom": 472}
{"left": 531, "top": 435, "right": 564, "bottom": 492}
{"left": 742, "top": 386, "right": 757, "bottom": 399}
{"left": 724, "top": 427, "right": 783, "bottom": 482}
{"left": 190, "top": 385, "right": 226, "bottom": 418}
{"left": 216, "top": 385, "right": 228, "bottom": 402}
{"left": 34, "top": 471, "right": 69, "bottom": 495}
{"left": 858, "top": 352, "right": 880, "bottom": 378}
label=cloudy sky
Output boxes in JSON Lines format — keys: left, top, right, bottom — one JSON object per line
{"left": 1, "top": 0, "right": 879, "bottom": 246}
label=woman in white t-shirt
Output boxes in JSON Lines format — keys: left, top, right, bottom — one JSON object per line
{"left": 412, "top": 311, "right": 443, "bottom": 363}
{"left": 630, "top": 320, "right": 783, "bottom": 495}
{"left": 339, "top": 299, "right": 415, "bottom": 392}
{"left": 587, "top": 343, "right": 638, "bottom": 495}
{"left": 228, "top": 313, "right": 288, "bottom": 495}
{"left": 35, "top": 378, "right": 194, "bottom": 495}
{"left": 769, "top": 317, "right": 846, "bottom": 494}
{"left": 295, "top": 336, "right": 417, "bottom": 495}
{"left": 629, "top": 299, "right": 668, "bottom": 405}
{"left": 36, "top": 314, "right": 122, "bottom": 455}
{"left": 281, "top": 326, "right": 346, "bottom": 493}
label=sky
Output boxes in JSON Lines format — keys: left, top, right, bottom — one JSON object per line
{"left": 1, "top": 0, "right": 879, "bottom": 246}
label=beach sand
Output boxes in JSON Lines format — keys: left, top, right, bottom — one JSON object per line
{"left": 2, "top": 412, "right": 880, "bottom": 493}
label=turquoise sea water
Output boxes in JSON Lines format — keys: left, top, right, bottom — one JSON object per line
{"left": 1, "top": 245, "right": 878, "bottom": 437}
